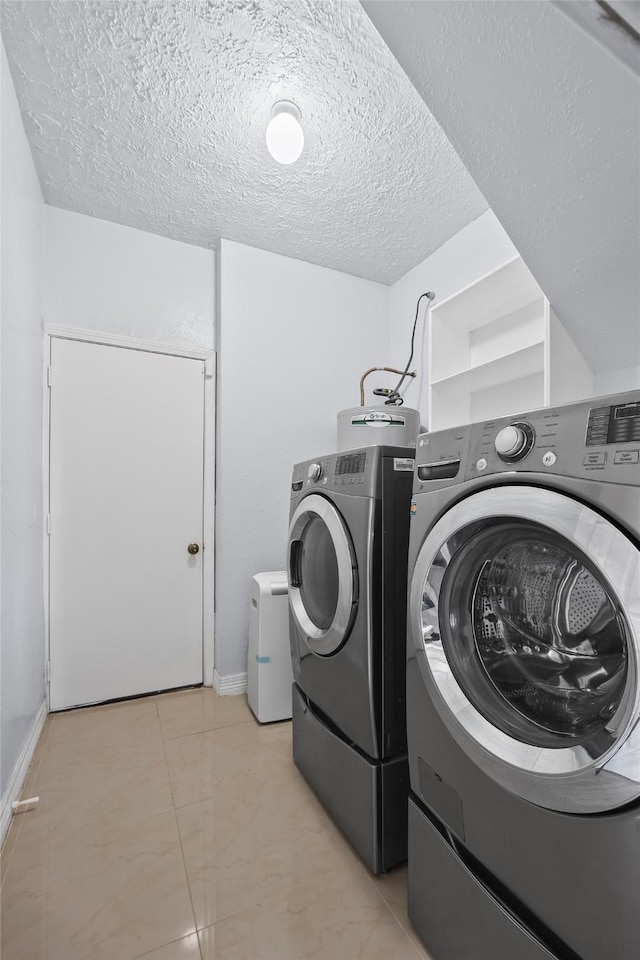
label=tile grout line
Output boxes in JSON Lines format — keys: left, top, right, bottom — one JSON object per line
{"left": 383, "top": 893, "right": 434, "bottom": 960}
{"left": 280, "top": 752, "right": 430, "bottom": 957}
{"left": 389, "top": 907, "right": 432, "bottom": 960}
{"left": 156, "top": 697, "right": 204, "bottom": 960}
{"left": 372, "top": 872, "right": 432, "bottom": 959}
{"left": 160, "top": 716, "right": 254, "bottom": 744}
{"left": 133, "top": 931, "right": 202, "bottom": 960}
{"left": 158, "top": 692, "right": 297, "bottom": 949}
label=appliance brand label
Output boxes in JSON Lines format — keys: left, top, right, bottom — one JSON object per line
{"left": 351, "top": 412, "right": 406, "bottom": 428}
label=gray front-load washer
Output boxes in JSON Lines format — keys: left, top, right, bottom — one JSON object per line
{"left": 406, "top": 390, "right": 640, "bottom": 960}
{"left": 287, "top": 445, "right": 414, "bottom": 873}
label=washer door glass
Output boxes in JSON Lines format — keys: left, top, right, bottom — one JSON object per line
{"left": 440, "top": 525, "right": 627, "bottom": 746}
{"left": 288, "top": 494, "right": 358, "bottom": 656}
{"left": 410, "top": 485, "right": 640, "bottom": 813}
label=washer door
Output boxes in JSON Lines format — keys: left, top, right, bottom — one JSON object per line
{"left": 410, "top": 485, "right": 640, "bottom": 813}
{"left": 288, "top": 494, "right": 358, "bottom": 656}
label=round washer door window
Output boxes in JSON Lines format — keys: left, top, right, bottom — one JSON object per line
{"left": 443, "top": 525, "right": 628, "bottom": 746}
{"left": 288, "top": 494, "right": 358, "bottom": 656}
{"left": 410, "top": 485, "right": 640, "bottom": 813}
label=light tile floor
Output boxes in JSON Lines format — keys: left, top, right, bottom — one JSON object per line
{"left": 1, "top": 688, "right": 433, "bottom": 960}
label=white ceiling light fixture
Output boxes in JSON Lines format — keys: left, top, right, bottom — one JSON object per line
{"left": 266, "top": 100, "right": 304, "bottom": 165}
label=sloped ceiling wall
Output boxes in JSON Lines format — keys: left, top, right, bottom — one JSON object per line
{"left": 362, "top": 0, "right": 639, "bottom": 372}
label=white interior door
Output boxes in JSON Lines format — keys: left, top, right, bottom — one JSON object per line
{"left": 49, "top": 338, "right": 205, "bottom": 710}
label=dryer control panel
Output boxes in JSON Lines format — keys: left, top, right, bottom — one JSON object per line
{"left": 291, "top": 445, "right": 415, "bottom": 500}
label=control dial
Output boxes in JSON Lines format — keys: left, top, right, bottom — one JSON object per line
{"left": 308, "top": 462, "right": 323, "bottom": 481}
{"left": 494, "top": 422, "right": 535, "bottom": 462}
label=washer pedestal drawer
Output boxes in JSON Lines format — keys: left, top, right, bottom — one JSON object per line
{"left": 408, "top": 796, "right": 562, "bottom": 960}
{"left": 292, "top": 683, "right": 407, "bottom": 874}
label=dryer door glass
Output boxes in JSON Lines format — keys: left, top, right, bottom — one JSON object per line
{"left": 298, "top": 516, "right": 339, "bottom": 630}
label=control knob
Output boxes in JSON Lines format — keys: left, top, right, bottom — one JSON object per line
{"left": 308, "top": 462, "right": 323, "bottom": 481}
{"left": 494, "top": 422, "right": 534, "bottom": 462}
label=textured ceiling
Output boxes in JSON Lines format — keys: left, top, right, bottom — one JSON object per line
{"left": 0, "top": 0, "right": 487, "bottom": 284}
{"left": 363, "top": 1, "right": 640, "bottom": 372}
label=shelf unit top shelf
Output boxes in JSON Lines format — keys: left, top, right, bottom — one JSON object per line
{"left": 430, "top": 255, "right": 545, "bottom": 333}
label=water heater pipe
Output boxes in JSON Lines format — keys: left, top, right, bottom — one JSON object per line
{"left": 359, "top": 367, "right": 416, "bottom": 406}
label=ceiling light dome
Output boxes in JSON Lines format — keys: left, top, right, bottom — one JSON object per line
{"left": 266, "top": 100, "right": 304, "bottom": 165}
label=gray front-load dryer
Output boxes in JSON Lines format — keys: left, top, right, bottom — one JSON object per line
{"left": 287, "top": 445, "right": 414, "bottom": 873}
{"left": 406, "top": 391, "right": 640, "bottom": 960}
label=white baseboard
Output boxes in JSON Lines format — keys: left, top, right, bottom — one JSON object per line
{"left": 213, "top": 669, "right": 248, "bottom": 696}
{"left": 1, "top": 699, "right": 48, "bottom": 847}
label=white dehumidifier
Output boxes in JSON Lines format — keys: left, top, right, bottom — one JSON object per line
{"left": 247, "top": 571, "right": 293, "bottom": 722}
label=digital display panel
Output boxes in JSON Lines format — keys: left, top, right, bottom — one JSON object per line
{"left": 335, "top": 452, "right": 367, "bottom": 475}
{"left": 614, "top": 402, "right": 640, "bottom": 420}
{"left": 586, "top": 403, "right": 640, "bottom": 446}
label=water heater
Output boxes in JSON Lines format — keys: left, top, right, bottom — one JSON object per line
{"left": 337, "top": 405, "right": 420, "bottom": 451}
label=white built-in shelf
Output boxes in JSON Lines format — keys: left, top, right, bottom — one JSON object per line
{"left": 428, "top": 256, "right": 594, "bottom": 432}
{"left": 431, "top": 342, "right": 545, "bottom": 394}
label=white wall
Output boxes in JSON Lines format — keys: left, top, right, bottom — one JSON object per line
{"left": 594, "top": 365, "right": 640, "bottom": 398}
{"left": 0, "top": 41, "right": 45, "bottom": 798}
{"left": 44, "top": 208, "right": 215, "bottom": 351}
{"left": 216, "top": 239, "right": 389, "bottom": 679}
{"left": 388, "top": 210, "right": 518, "bottom": 422}
{"left": 364, "top": 1, "right": 640, "bottom": 376}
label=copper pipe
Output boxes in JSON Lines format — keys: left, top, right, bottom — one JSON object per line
{"left": 359, "top": 366, "right": 415, "bottom": 406}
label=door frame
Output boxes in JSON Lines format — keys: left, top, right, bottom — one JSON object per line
{"left": 43, "top": 325, "right": 216, "bottom": 707}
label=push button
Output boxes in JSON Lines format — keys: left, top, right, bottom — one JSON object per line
{"left": 614, "top": 450, "right": 639, "bottom": 464}
{"left": 542, "top": 451, "right": 557, "bottom": 467}
{"left": 583, "top": 453, "right": 606, "bottom": 466}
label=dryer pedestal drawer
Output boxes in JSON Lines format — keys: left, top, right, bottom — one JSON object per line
{"left": 292, "top": 683, "right": 407, "bottom": 874}
{"left": 408, "top": 796, "right": 563, "bottom": 960}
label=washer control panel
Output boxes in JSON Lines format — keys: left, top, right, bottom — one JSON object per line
{"left": 494, "top": 421, "right": 535, "bottom": 462}
{"left": 413, "top": 389, "right": 640, "bottom": 490}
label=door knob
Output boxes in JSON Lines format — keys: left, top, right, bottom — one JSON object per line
{"left": 187, "top": 543, "right": 200, "bottom": 555}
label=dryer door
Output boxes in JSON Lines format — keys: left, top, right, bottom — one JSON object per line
{"left": 409, "top": 485, "right": 640, "bottom": 813}
{"left": 288, "top": 494, "right": 358, "bottom": 656}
